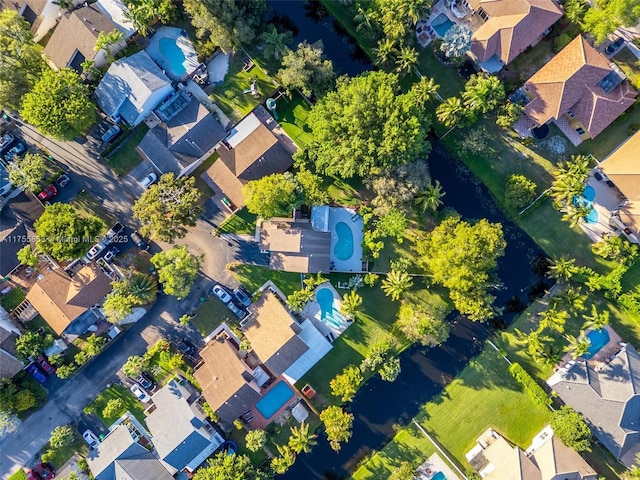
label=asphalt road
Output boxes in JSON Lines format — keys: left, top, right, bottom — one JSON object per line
{"left": 0, "top": 120, "right": 265, "bottom": 478}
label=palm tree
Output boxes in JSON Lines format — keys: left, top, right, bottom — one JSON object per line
{"left": 271, "top": 445, "right": 296, "bottom": 474}
{"left": 555, "top": 286, "right": 587, "bottom": 315}
{"left": 561, "top": 203, "right": 591, "bottom": 228}
{"left": 373, "top": 38, "right": 397, "bottom": 67}
{"left": 540, "top": 343, "right": 562, "bottom": 366}
{"left": 414, "top": 180, "right": 445, "bottom": 213}
{"left": 547, "top": 256, "right": 577, "bottom": 283}
{"left": 524, "top": 330, "right": 553, "bottom": 361}
{"left": 381, "top": 270, "right": 413, "bottom": 301}
{"left": 582, "top": 304, "right": 610, "bottom": 331}
{"left": 395, "top": 46, "right": 418, "bottom": 74}
{"left": 340, "top": 290, "right": 362, "bottom": 320}
{"left": 95, "top": 29, "right": 125, "bottom": 61}
{"left": 441, "top": 24, "right": 473, "bottom": 59}
{"left": 126, "top": 272, "right": 158, "bottom": 304}
{"left": 411, "top": 77, "right": 440, "bottom": 107}
{"left": 288, "top": 422, "right": 318, "bottom": 454}
{"left": 436, "top": 97, "right": 465, "bottom": 127}
{"left": 538, "top": 307, "right": 569, "bottom": 334}
{"left": 564, "top": 333, "right": 591, "bottom": 360}
{"left": 259, "top": 24, "right": 293, "bottom": 60}
{"left": 565, "top": 0, "right": 589, "bottom": 23}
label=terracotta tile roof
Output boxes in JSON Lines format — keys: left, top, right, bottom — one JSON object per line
{"left": 470, "top": 0, "right": 562, "bottom": 65}
{"left": 26, "top": 265, "right": 112, "bottom": 335}
{"left": 601, "top": 131, "right": 640, "bottom": 237}
{"left": 243, "top": 292, "right": 308, "bottom": 376}
{"left": 194, "top": 337, "right": 261, "bottom": 425}
{"left": 43, "top": 5, "right": 117, "bottom": 70}
{"left": 524, "top": 35, "right": 637, "bottom": 137}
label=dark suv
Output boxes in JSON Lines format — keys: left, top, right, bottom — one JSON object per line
{"left": 136, "top": 371, "right": 156, "bottom": 391}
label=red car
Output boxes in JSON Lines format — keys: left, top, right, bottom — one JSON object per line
{"left": 29, "top": 463, "right": 55, "bottom": 479}
{"left": 37, "top": 185, "right": 57, "bottom": 202}
{"left": 35, "top": 356, "right": 56, "bottom": 376}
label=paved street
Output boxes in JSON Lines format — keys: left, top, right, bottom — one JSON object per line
{"left": 0, "top": 120, "right": 265, "bottom": 478}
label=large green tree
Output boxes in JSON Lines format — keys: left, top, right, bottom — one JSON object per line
{"left": 34, "top": 203, "right": 103, "bottom": 261}
{"left": 582, "top": 0, "right": 640, "bottom": 44}
{"left": 49, "top": 425, "right": 74, "bottom": 448}
{"left": 288, "top": 422, "right": 317, "bottom": 454}
{"left": 20, "top": 68, "right": 96, "bottom": 140}
{"left": 133, "top": 173, "right": 203, "bottom": 243}
{"left": 320, "top": 406, "right": 353, "bottom": 452}
{"left": 462, "top": 74, "right": 505, "bottom": 114}
{"left": 550, "top": 406, "right": 592, "bottom": 452}
{"left": 245, "top": 429, "right": 267, "bottom": 452}
{"left": 370, "top": 0, "right": 432, "bottom": 42}
{"left": 193, "top": 452, "right": 264, "bottom": 480}
{"left": 242, "top": 173, "right": 300, "bottom": 219}
{"left": 183, "top": 0, "right": 266, "bottom": 53}
{"left": 278, "top": 41, "right": 336, "bottom": 98}
{"left": 0, "top": 10, "right": 45, "bottom": 110}
{"left": 124, "top": 0, "right": 176, "bottom": 36}
{"left": 418, "top": 215, "right": 506, "bottom": 321}
{"left": 8, "top": 152, "right": 47, "bottom": 192}
{"left": 395, "top": 301, "right": 450, "bottom": 346}
{"left": 258, "top": 24, "right": 292, "bottom": 60}
{"left": 14, "top": 330, "right": 54, "bottom": 362}
{"left": 329, "top": 365, "right": 363, "bottom": 402}
{"left": 306, "top": 71, "right": 432, "bottom": 178}
{"left": 151, "top": 246, "right": 201, "bottom": 300}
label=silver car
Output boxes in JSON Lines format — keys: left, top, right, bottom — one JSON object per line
{"left": 86, "top": 242, "right": 106, "bottom": 260}
{"left": 139, "top": 172, "right": 157, "bottom": 189}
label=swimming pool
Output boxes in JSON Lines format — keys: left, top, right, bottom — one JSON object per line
{"left": 316, "top": 287, "right": 348, "bottom": 329}
{"left": 334, "top": 221, "right": 354, "bottom": 261}
{"left": 582, "top": 328, "right": 610, "bottom": 359}
{"left": 432, "top": 473, "right": 446, "bottom": 480}
{"left": 255, "top": 381, "right": 294, "bottom": 419}
{"left": 574, "top": 186, "right": 599, "bottom": 224}
{"left": 159, "top": 37, "right": 187, "bottom": 76}
{"left": 431, "top": 13, "right": 455, "bottom": 37}
{"left": 582, "top": 184, "right": 596, "bottom": 202}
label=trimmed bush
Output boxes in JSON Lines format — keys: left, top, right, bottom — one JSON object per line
{"left": 508, "top": 362, "right": 551, "bottom": 407}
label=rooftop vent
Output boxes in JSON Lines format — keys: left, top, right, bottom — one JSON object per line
{"left": 599, "top": 64, "right": 625, "bottom": 93}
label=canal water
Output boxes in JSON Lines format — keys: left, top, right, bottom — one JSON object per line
{"left": 269, "top": 1, "right": 549, "bottom": 478}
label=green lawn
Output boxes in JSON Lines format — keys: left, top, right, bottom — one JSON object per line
{"left": 103, "top": 124, "right": 149, "bottom": 177}
{"left": 0, "top": 287, "right": 26, "bottom": 311}
{"left": 353, "top": 346, "right": 551, "bottom": 479}
{"left": 87, "top": 384, "right": 148, "bottom": 428}
{"left": 217, "top": 207, "right": 258, "bottom": 235}
{"left": 190, "top": 152, "right": 219, "bottom": 201}
{"left": 191, "top": 296, "right": 235, "bottom": 337}
{"left": 326, "top": 176, "right": 366, "bottom": 207}
{"left": 41, "top": 430, "right": 87, "bottom": 469}
{"left": 229, "top": 264, "right": 302, "bottom": 297}
{"left": 613, "top": 46, "right": 640, "bottom": 90}
{"left": 417, "top": 48, "right": 466, "bottom": 100}
{"left": 7, "top": 470, "right": 27, "bottom": 480}
{"left": 276, "top": 91, "right": 314, "bottom": 148}
{"left": 228, "top": 427, "right": 270, "bottom": 467}
{"left": 622, "top": 261, "right": 640, "bottom": 295}
{"left": 70, "top": 191, "right": 113, "bottom": 232}
{"left": 209, "top": 53, "right": 279, "bottom": 122}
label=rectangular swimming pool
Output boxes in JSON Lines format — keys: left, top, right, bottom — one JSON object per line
{"left": 255, "top": 381, "right": 295, "bottom": 419}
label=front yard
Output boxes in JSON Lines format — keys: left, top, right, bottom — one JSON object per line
{"left": 40, "top": 429, "right": 87, "bottom": 469}
{"left": 103, "top": 124, "right": 149, "bottom": 177}
{"left": 85, "top": 384, "right": 148, "bottom": 428}
{"left": 217, "top": 207, "right": 258, "bottom": 235}
{"left": 190, "top": 296, "right": 235, "bottom": 337}
{"left": 69, "top": 190, "right": 114, "bottom": 232}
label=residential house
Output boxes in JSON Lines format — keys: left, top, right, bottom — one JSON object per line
{"left": 87, "top": 423, "right": 173, "bottom": 480}
{"left": 95, "top": 51, "right": 174, "bottom": 127}
{"left": 466, "top": 0, "right": 562, "bottom": 73}
{"left": 136, "top": 91, "right": 227, "bottom": 176}
{"left": 146, "top": 378, "right": 224, "bottom": 475}
{"left": 43, "top": 4, "right": 130, "bottom": 72}
{"left": 195, "top": 285, "right": 331, "bottom": 429}
{"left": 24, "top": 264, "right": 112, "bottom": 336}
{"left": 466, "top": 426, "right": 597, "bottom": 479}
{"left": 259, "top": 217, "right": 331, "bottom": 273}
{"left": 95, "top": 0, "right": 136, "bottom": 38}
{"left": 0, "top": 310, "right": 23, "bottom": 379}
{"left": 521, "top": 35, "right": 637, "bottom": 145}
{"left": 547, "top": 340, "right": 640, "bottom": 467}
{"left": 204, "top": 111, "right": 293, "bottom": 209}
{"left": 6, "top": 0, "right": 75, "bottom": 42}
{"left": 0, "top": 223, "right": 28, "bottom": 278}
{"left": 599, "top": 130, "right": 640, "bottom": 243}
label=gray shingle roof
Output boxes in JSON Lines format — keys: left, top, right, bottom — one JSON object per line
{"left": 0, "top": 223, "right": 27, "bottom": 276}
{"left": 95, "top": 51, "right": 171, "bottom": 124}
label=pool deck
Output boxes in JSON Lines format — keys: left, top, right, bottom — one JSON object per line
{"left": 578, "top": 170, "right": 627, "bottom": 242}
{"left": 146, "top": 26, "right": 199, "bottom": 81}
{"left": 245, "top": 377, "right": 301, "bottom": 429}
{"left": 301, "top": 282, "right": 352, "bottom": 339}
{"left": 417, "top": 453, "right": 462, "bottom": 480}
{"left": 328, "top": 207, "right": 365, "bottom": 273}
{"left": 554, "top": 325, "right": 622, "bottom": 372}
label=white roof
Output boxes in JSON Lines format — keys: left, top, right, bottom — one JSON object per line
{"left": 224, "top": 113, "right": 261, "bottom": 148}
{"left": 283, "top": 319, "right": 332, "bottom": 383}
{"left": 95, "top": 0, "right": 136, "bottom": 37}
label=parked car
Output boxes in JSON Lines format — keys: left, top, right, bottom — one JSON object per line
{"left": 3, "top": 142, "right": 25, "bottom": 161}
{"left": 177, "top": 337, "right": 197, "bottom": 356}
{"left": 32, "top": 463, "right": 54, "bottom": 480}
{"left": 129, "top": 382, "right": 151, "bottom": 403}
{"left": 0, "top": 133, "right": 14, "bottom": 152}
{"left": 27, "top": 363, "right": 47, "bottom": 384}
{"left": 139, "top": 172, "right": 157, "bottom": 189}
{"left": 605, "top": 37, "right": 625, "bottom": 55}
{"left": 233, "top": 287, "right": 252, "bottom": 307}
{"left": 103, "top": 247, "right": 119, "bottom": 262}
{"left": 130, "top": 230, "right": 147, "bottom": 249}
{"left": 82, "top": 429, "right": 101, "bottom": 449}
{"left": 56, "top": 174, "right": 71, "bottom": 188}
{"left": 36, "top": 184, "right": 57, "bottom": 202}
{"left": 35, "top": 356, "right": 56, "bottom": 376}
{"left": 136, "top": 371, "right": 156, "bottom": 391}
{"left": 86, "top": 242, "right": 106, "bottom": 260}
{"left": 26, "top": 470, "right": 40, "bottom": 480}
{"left": 227, "top": 301, "right": 247, "bottom": 319}
{"left": 101, "top": 124, "right": 121, "bottom": 143}
{"left": 104, "top": 222, "right": 124, "bottom": 244}
{"left": 211, "top": 284, "right": 232, "bottom": 304}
